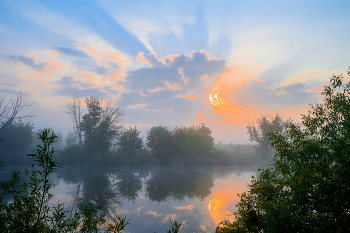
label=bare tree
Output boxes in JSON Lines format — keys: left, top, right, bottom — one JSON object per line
{"left": 102, "top": 100, "right": 124, "bottom": 143}
{"left": 0, "top": 91, "right": 36, "bottom": 131}
{"left": 66, "top": 95, "right": 84, "bottom": 149}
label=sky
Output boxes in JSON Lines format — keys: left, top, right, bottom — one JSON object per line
{"left": 0, "top": 0, "right": 350, "bottom": 144}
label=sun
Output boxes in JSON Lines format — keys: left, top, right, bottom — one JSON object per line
{"left": 209, "top": 87, "right": 226, "bottom": 106}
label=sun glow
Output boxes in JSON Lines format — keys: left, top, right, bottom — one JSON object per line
{"left": 209, "top": 87, "right": 226, "bottom": 106}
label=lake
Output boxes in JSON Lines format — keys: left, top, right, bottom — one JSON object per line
{"left": 1, "top": 166, "right": 259, "bottom": 233}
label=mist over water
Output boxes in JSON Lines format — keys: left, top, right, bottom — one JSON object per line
{"left": 0, "top": 165, "right": 258, "bottom": 232}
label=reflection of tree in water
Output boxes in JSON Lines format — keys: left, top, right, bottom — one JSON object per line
{"left": 145, "top": 169, "right": 214, "bottom": 202}
{"left": 114, "top": 171, "right": 142, "bottom": 202}
{"left": 57, "top": 168, "right": 120, "bottom": 219}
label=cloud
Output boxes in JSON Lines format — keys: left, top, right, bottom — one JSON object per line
{"left": 175, "top": 94, "right": 195, "bottom": 99}
{"left": 163, "top": 214, "right": 177, "bottom": 224}
{"left": 127, "top": 103, "right": 147, "bottom": 109}
{"left": 53, "top": 47, "right": 88, "bottom": 57}
{"left": 136, "top": 52, "right": 152, "bottom": 67}
{"left": 55, "top": 75, "right": 112, "bottom": 99}
{"left": 6, "top": 54, "right": 46, "bottom": 70}
{"left": 146, "top": 211, "right": 162, "bottom": 217}
{"left": 165, "top": 81, "right": 178, "bottom": 90}
{"left": 125, "top": 50, "right": 226, "bottom": 93}
{"left": 191, "top": 112, "right": 209, "bottom": 126}
{"left": 147, "top": 86, "right": 164, "bottom": 93}
{"left": 174, "top": 205, "right": 195, "bottom": 211}
{"left": 76, "top": 43, "right": 130, "bottom": 83}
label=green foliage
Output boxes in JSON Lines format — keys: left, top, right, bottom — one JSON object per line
{"left": 146, "top": 126, "right": 174, "bottom": 163}
{"left": 0, "top": 120, "right": 34, "bottom": 164}
{"left": 80, "top": 96, "right": 123, "bottom": 164}
{"left": 0, "top": 128, "right": 129, "bottom": 232}
{"left": 166, "top": 219, "right": 182, "bottom": 233}
{"left": 246, "top": 113, "right": 284, "bottom": 161}
{"left": 146, "top": 124, "right": 215, "bottom": 164}
{"left": 107, "top": 216, "right": 129, "bottom": 233}
{"left": 173, "top": 123, "right": 214, "bottom": 157}
{"left": 117, "top": 127, "right": 143, "bottom": 157}
{"left": 216, "top": 70, "right": 350, "bottom": 232}
{"left": 32, "top": 127, "right": 64, "bottom": 151}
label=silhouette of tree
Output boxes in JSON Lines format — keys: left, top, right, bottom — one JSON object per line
{"left": 117, "top": 127, "right": 143, "bottom": 157}
{"left": 66, "top": 95, "right": 84, "bottom": 149}
{"left": 173, "top": 123, "right": 214, "bottom": 157}
{"left": 81, "top": 96, "right": 123, "bottom": 163}
{"left": 246, "top": 113, "right": 284, "bottom": 161}
{"left": 146, "top": 126, "right": 174, "bottom": 164}
{"left": 0, "top": 91, "right": 36, "bottom": 132}
{"left": 0, "top": 120, "right": 34, "bottom": 164}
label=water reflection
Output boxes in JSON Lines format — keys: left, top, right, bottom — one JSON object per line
{"left": 114, "top": 171, "right": 143, "bottom": 202}
{"left": 145, "top": 168, "right": 214, "bottom": 202}
{"left": 52, "top": 166, "right": 258, "bottom": 232}
{"left": 57, "top": 168, "right": 120, "bottom": 218}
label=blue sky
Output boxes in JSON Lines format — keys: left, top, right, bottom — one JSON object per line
{"left": 1, "top": 0, "right": 349, "bottom": 143}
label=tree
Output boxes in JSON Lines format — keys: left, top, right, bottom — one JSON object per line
{"left": 173, "top": 123, "right": 214, "bottom": 157}
{"left": 66, "top": 95, "right": 84, "bottom": 149}
{"left": 246, "top": 113, "right": 284, "bottom": 161}
{"left": 146, "top": 126, "right": 174, "bottom": 163}
{"left": 216, "top": 70, "right": 350, "bottom": 232}
{"left": 117, "top": 127, "right": 143, "bottom": 157}
{"left": 0, "top": 120, "right": 34, "bottom": 164}
{"left": 80, "top": 96, "right": 123, "bottom": 162}
{"left": 0, "top": 91, "right": 36, "bottom": 132}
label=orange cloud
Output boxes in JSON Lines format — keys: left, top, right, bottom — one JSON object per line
{"left": 189, "top": 49, "right": 210, "bottom": 59}
{"left": 146, "top": 211, "right": 162, "bottom": 217}
{"left": 164, "top": 54, "right": 180, "bottom": 62}
{"left": 147, "top": 52, "right": 181, "bottom": 64}
{"left": 127, "top": 103, "right": 147, "bottom": 109}
{"left": 211, "top": 104, "right": 259, "bottom": 125}
{"left": 179, "top": 68, "right": 188, "bottom": 84}
{"left": 76, "top": 44, "right": 128, "bottom": 82}
{"left": 200, "top": 74, "right": 207, "bottom": 81}
{"left": 174, "top": 205, "right": 195, "bottom": 211}
{"left": 147, "top": 86, "right": 164, "bottom": 93}
{"left": 211, "top": 104, "right": 310, "bottom": 126}
{"left": 165, "top": 81, "right": 178, "bottom": 90}
{"left": 175, "top": 94, "right": 195, "bottom": 99}
{"left": 163, "top": 214, "right": 177, "bottom": 224}
{"left": 27, "top": 58, "right": 64, "bottom": 82}
{"left": 136, "top": 52, "right": 152, "bottom": 67}
{"left": 191, "top": 112, "right": 209, "bottom": 126}
{"left": 75, "top": 69, "right": 98, "bottom": 87}
{"left": 276, "top": 90, "right": 288, "bottom": 95}
{"left": 213, "top": 188, "right": 240, "bottom": 200}
{"left": 213, "top": 65, "right": 261, "bottom": 94}
{"left": 199, "top": 225, "right": 207, "bottom": 232}
{"left": 140, "top": 89, "right": 146, "bottom": 96}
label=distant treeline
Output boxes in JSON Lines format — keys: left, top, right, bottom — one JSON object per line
{"left": 0, "top": 94, "right": 283, "bottom": 166}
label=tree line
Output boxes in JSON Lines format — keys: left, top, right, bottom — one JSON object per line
{"left": 0, "top": 91, "right": 284, "bottom": 166}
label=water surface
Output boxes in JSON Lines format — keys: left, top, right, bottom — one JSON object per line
{"left": 2, "top": 166, "right": 259, "bottom": 233}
